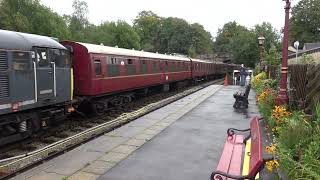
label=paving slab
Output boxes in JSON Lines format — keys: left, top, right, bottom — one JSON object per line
{"left": 69, "top": 171, "right": 99, "bottom": 180}
{"left": 111, "top": 145, "right": 138, "bottom": 154}
{"left": 82, "top": 160, "right": 115, "bottom": 175}
{"left": 99, "top": 152, "right": 129, "bottom": 163}
{"left": 26, "top": 172, "right": 65, "bottom": 180}
{"left": 98, "top": 86, "right": 259, "bottom": 180}
{"left": 123, "top": 138, "right": 148, "bottom": 147}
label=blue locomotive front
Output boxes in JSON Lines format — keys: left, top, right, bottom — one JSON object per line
{"left": 0, "top": 30, "right": 73, "bottom": 146}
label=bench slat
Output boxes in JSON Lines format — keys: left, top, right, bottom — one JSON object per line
{"left": 215, "top": 135, "right": 244, "bottom": 180}
{"left": 242, "top": 139, "right": 259, "bottom": 179}
{"left": 226, "top": 135, "right": 244, "bottom": 180}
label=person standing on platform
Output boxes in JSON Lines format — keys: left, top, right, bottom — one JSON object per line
{"left": 239, "top": 64, "right": 247, "bottom": 86}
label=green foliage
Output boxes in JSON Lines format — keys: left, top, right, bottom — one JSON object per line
{"left": 214, "top": 21, "right": 280, "bottom": 68}
{"left": 97, "top": 21, "right": 141, "bottom": 50}
{"left": 0, "top": 0, "right": 70, "bottom": 39}
{"left": 258, "top": 94, "right": 276, "bottom": 119}
{"left": 256, "top": 79, "right": 278, "bottom": 95}
{"left": 67, "top": 0, "right": 89, "bottom": 41}
{"left": 265, "top": 44, "right": 281, "bottom": 65}
{"left": 229, "top": 30, "right": 259, "bottom": 67}
{"left": 253, "top": 73, "right": 320, "bottom": 179}
{"left": 278, "top": 111, "right": 312, "bottom": 152}
{"left": 289, "top": 0, "right": 320, "bottom": 47}
{"left": 278, "top": 117, "right": 320, "bottom": 179}
{"left": 133, "top": 11, "right": 214, "bottom": 56}
{"left": 133, "top": 11, "right": 161, "bottom": 52}
{"left": 300, "top": 53, "right": 315, "bottom": 64}
{"left": 214, "top": 21, "right": 247, "bottom": 53}
{"left": 254, "top": 22, "right": 281, "bottom": 51}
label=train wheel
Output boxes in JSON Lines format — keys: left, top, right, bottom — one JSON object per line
{"left": 92, "top": 102, "right": 106, "bottom": 116}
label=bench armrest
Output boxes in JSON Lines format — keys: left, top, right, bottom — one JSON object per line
{"left": 211, "top": 170, "right": 250, "bottom": 180}
{"left": 227, "top": 128, "right": 250, "bottom": 136}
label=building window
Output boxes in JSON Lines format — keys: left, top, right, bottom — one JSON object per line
{"left": 94, "top": 60, "right": 101, "bottom": 75}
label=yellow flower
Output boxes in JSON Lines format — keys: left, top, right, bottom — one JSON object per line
{"left": 266, "top": 161, "right": 273, "bottom": 172}
{"left": 265, "top": 160, "right": 280, "bottom": 173}
{"left": 273, "top": 160, "right": 280, "bottom": 168}
{"left": 266, "top": 144, "right": 277, "bottom": 154}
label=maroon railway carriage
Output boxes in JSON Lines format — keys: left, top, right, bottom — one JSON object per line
{"left": 62, "top": 41, "right": 193, "bottom": 97}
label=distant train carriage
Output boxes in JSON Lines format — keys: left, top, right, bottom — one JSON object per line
{"left": 61, "top": 41, "right": 193, "bottom": 112}
{"left": 0, "top": 30, "right": 73, "bottom": 146}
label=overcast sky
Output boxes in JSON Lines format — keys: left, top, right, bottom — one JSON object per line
{"left": 41, "top": 0, "right": 299, "bottom": 37}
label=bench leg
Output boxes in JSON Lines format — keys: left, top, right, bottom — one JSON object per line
{"left": 243, "top": 132, "right": 251, "bottom": 144}
{"left": 211, "top": 170, "right": 249, "bottom": 180}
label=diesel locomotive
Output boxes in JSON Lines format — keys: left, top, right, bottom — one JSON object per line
{"left": 0, "top": 30, "right": 238, "bottom": 146}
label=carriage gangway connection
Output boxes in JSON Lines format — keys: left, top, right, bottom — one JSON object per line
{"left": 11, "top": 85, "right": 274, "bottom": 180}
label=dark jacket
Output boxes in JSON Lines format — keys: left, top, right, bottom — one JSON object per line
{"left": 240, "top": 67, "right": 247, "bottom": 76}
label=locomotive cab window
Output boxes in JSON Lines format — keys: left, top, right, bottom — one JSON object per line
{"left": 94, "top": 60, "right": 101, "bottom": 76}
{"left": 36, "top": 48, "right": 49, "bottom": 67}
{"left": 49, "top": 49, "right": 71, "bottom": 68}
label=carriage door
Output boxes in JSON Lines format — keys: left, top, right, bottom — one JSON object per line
{"left": 34, "top": 48, "right": 55, "bottom": 100}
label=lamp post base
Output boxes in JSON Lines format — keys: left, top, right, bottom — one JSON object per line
{"left": 275, "top": 90, "right": 289, "bottom": 106}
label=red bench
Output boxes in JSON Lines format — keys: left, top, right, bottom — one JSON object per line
{"left": 211, "top": 116, "right": 272, "bottom": 180}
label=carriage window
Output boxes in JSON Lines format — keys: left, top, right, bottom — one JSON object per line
{"left": 128, "top": 59, "right": 133, "bottom": 64}
{"left": 108, "top": 57, "right": 117, "bottom": 64}
{"left": 36, "top": 48, "right": 49, "bottom": 67}
{"left": 140, "top": 60, "right": 147, "bottom": 74}
{"left": 152, "top": 61, "right": 158, "bottom": 73}
{"left": 94, "top": 60, "right": 101, "bottom": 75}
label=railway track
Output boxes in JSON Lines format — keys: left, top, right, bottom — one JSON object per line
{"left": 0, "top": 79, "right": 223, "bottom": 179}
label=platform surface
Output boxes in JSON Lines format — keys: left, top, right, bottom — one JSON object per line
{"left": 11, "top": 85, "right": 260, "bottom": 180}
{"left": 98, "top": 85, "right": 259, "bottom": 180}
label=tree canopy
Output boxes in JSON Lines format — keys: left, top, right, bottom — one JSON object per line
{"left": 213, "top": 21, "right": 280, "bottom": 67}
{"left": 133, "top": 11, "right": 214, "bottom": 57}
{"left": 289, "top": 0, "right": 320, "bottom": 47}
{"left": 0, "top": 0, "right": 70, "bottom": 39}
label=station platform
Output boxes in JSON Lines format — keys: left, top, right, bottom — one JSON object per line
{"left": 12, "top": 85, "right": 260, "bottom": 180}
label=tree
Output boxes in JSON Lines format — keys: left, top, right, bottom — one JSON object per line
{"left": 157, "top": 17, "right": 192, "bottom": 54}
{"left": 265, "top": 44, "right": 280, "bottom": 65}
{"left": 68, "top": 0, "right": 89, "bottom": 41}
{"left": 214, "top": 21, "right": 280, "bottom": 67}
{"left": 254, "top": 22, "right": 281, "bottom": 51}
{"left": 189, "top": 23, "right": 213, "bottom": 56}
{"left": 87, "top": 21, "right": 140, "bottom": 50}
{"left": 133, "top": 11, "right": 161, "bottom": 52}
{"left": 289, "top": 0, "right": 320, "bottom": 47}
{"left": 214, "top": 21, "right": 247, "bottom": 53}
{"left": 134, "top": 11, "right": 214, "bottom": 57}
{"left": 229, "top": 30, "right": 259, "bottom": 67}
{"left": 0, "top": 0, "right": 70, "bottom": 39}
